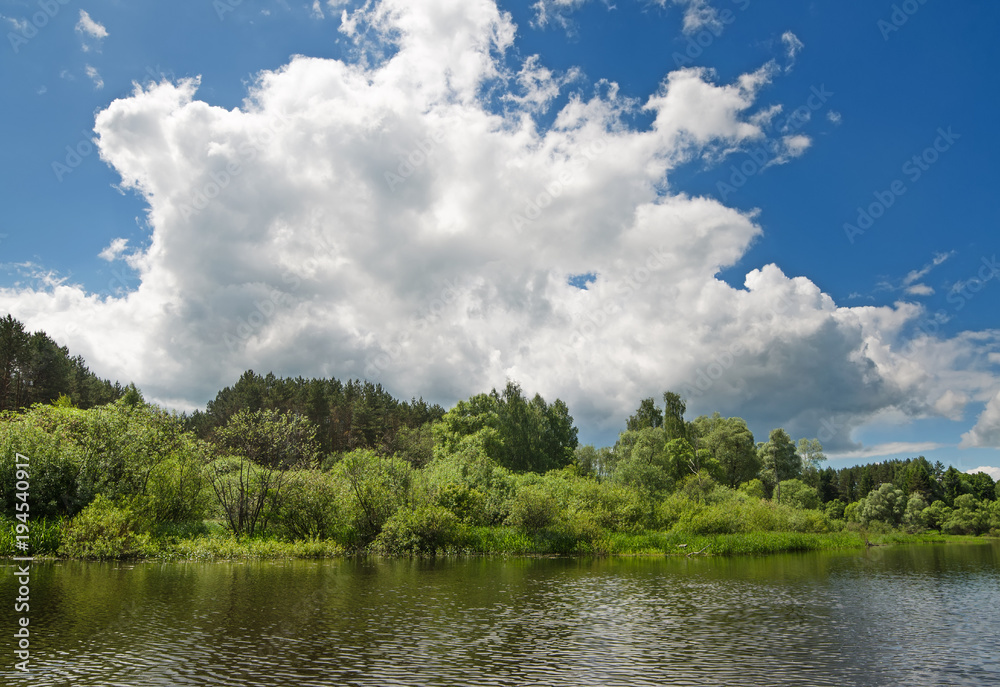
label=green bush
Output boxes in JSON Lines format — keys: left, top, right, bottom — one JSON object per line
{"left": 59, "top": 495, "right": 155, "bottom": 559}
{"left": 777, "top": 479, "right": 821, "bottom": 510}
{"left": 507, "top": 481, "right": 560, "bottom": 532}
{"left": 435, "top": 482, "right": 486, "bottom": 524}
{"left": 330, "top": 450, "right": 412, "bottom": 545}
{"left": 738, "top": 479, "right": 765, "bottom": 500}
{"left": 273, "top": 469, "right": 344, "bottom": 541}
{"left": 373, "top": 504, "right": 462, "bottom": 554}
{"left": 824, "top": 499, "right": 846, "bottom": 521}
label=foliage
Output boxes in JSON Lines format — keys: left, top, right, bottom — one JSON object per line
{"left": 858, "top": 483, "right": 906, "bottom": 527}
{"left": 58, "top": 495, "right": 155, "bottom": 559}
{"left": 941, "top": 494, "right": 989, "bottom": 535}
{"left": 0, "top": 400, "right": 209, "bottom": 520}
{"left": 189, "top": 370, "right": 444, "bottom": 455}
{"left": 691, "top": 413, "right": 758, "bottom": 488}
{"left": 273, "top": 469, "right": 344, "bottom": 541}
{"left": 0, "top": 314, "right": 124, "bottom": 412}
{"left": 738, "top": 479, "right": 766, "bottom": 499}
{"left": 902, "top": 494, "right": 929, "bottom": 532}
{"left": 373, "top": 504, "right": 462, "bottom": 554}
{"left": 209, "top": 408, "right": 320, "bottom": 536}
{"left": 824, "top": 499, "right": 846, "bottom": 521}
{"left": 777, "top": 479, "right": 821, "bottom": 510}
{"left": 434, "top": 381, "right": 578, "bottom": 473}
{"left": 332, "top": 449, "right": 412, "bottom": 545}
{"left": 758, "top": 428, "right": 800, "bottom": 493}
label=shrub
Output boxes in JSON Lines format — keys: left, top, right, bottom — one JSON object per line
{"left": 507, "top": 482, "right": 560, "bottom": 532}
{"left": 435, "top": 482, "right": 486, "bottom": 524}
{"left": 824, "top": 499, "right": 846, "bottom": 521}
{"left": 777, "top": 479, "right": 821, "bottom": 510}
{"left": 273, "top": 469, "right": 344, "bottom": 541}
{"left": 902, "top": 494, "right": 928, "bottom": 532}
{"left": 738, "top": 479, "right": 766, "bottom": 500}
{"left": 331, "top": 450, "right": 412, "bottom": 545}
{"left": 59, "top": 495, "right": 155, "bottom": 559}
{"left": 374, "top": 504, "right": 462, "bottom": 554}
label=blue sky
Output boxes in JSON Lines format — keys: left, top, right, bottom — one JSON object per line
{"left": 1, "top": 0, "right": 998, "bottom": 476}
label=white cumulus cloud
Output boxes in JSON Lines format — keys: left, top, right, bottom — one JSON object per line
{"left": 961, "top": 390, "right": 1000, "bottom": 448}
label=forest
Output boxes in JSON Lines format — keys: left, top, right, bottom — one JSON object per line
{"left": 1, "top": 314, "right": 997, "bottom": 559}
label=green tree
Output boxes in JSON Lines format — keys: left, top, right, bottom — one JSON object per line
{"left": 902, "top": 493, "right": 928, "bottom": 532}
{"left": 691, "top": 414, "right": 757, "bottom": 488}
{"left": 209, "top": 409, "right": 320, "bottom": 536}
{"left": 434, "top": 381, "right": 577, "bottom": 473}
{"left": 662, "top": 391, "right": 689, "bottom": 442}
{"left": 859, "top": 483, "right": 906, "bottom": 527}
{"left": 0, "top": 315, "right": 31, "bottom": 411}
{"left": 963, "top": 471, "right": 995, "bottom": 502}
{"left": 758, "top": 429, "right": 799, "bottom": 499}
{"left": 626, "top": 397, "right": 663, "bottom": 432}
{"left": 777, "top": 479, "right": 821, "bottom": 510}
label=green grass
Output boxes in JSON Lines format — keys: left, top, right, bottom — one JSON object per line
{"left": 157, "top": 533, "right": 345, "bottom": 560}
{"left": 2, "top": 520, "right": 991, "bottom": 561}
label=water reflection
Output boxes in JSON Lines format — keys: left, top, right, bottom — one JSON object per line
{"left": 1, "top": 542, "right": 997, "bottom": 686}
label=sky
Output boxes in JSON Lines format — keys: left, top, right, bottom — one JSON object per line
{"left": 1, "top": 0, "right": 998, "bottom": 477}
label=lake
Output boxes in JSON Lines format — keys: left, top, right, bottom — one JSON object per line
{"left": 2, "top": 542, "right": 998, "bottom": 686}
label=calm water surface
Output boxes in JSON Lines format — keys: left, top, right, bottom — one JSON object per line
{"left": 2, "top": 542, "right": 998, "bottom": 686}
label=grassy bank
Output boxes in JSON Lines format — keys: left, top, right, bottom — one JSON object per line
{"left": 5, "top": 524, "right": 989, "bottom": 561}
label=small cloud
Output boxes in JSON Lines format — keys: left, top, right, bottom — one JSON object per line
{"left": 98, "top": 237, "right": 129, "bottom": 262}
{"left": 781, "top": 31, "right": 803, "bottom": 70}
{"left": 762, "top": 134, "right": 811, "bottom": 169}
{"left": 905, "top": 283, "right": 934, "bottom": 296}
{"left": 76, "top": 10, "right": 108, "bottom": 52}
{"left": 966, "top": 465, "right": 1000, "bottom": 481}
{"left": 3, "top": 15, "right": 29, "bottom": 33}
{"left": 674, "top": 0, "right": 723, "bottom": 36}
{"left": 827, "top": 111, "right": 842, "bottom": 125}
{"left": 310, "top": 0, "right": 324, "bottom": 19}
{"left": 36, "top": 85, "right": 47, "bottom": 95}
{"left": 85, "top": 64, "right": 104, "bottom": 90}
{"left": 903, "top": 251, "right": 954, "bottom": 286}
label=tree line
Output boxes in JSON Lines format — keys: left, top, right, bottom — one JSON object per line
{"left": 0, "top": 314, "right": 997, "bottom": 557}
{"left": 0, "top": 315, "right": 125, "bottom": 411}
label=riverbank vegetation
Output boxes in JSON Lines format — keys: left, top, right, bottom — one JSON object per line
{"left": 1, "top": 315, "right": 998, "bottom": 560}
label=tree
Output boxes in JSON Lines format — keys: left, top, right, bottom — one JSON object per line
{"left": 964, "top": 471, "right": 996, "bottom": 502}
{"left": 901, "top": 458, "right": 935, "bottom": 500}
{"left": 434, "top": 381, "right": 577, "bottom": 473}
{"left": 859, "top": 483, "right": 906, "bottom": 527}
{"left": 209, "top": 409, "right": 320, "bottom": 536}
{"left": 796, "top": 438, "right": 826, "bottom": 479}
{"left": 940, "top": 466, "right": 971, "bottom": 506}
{"left": 691, "top": 413, "right": 757, "bottom": 488}
{"left": 613, "top": 427, "right": 673, "bottom": 495}
{"left": 662, "top": 391, "right": 688, "bottom": 442}
{"left": 0, "top": 314, "right": 30, "bottom": 411}
{"left": 757, "top": 428, "right": 799, "bottom": 499}
{"left": 777, "top": 479, "right": 821, "bottom": 510}
{"left": 626, "top": 397, "right": 663, "bottom": 432}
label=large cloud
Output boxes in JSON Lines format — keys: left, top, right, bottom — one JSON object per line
{"left": 2, "top": 0, "right": 999, "bottom": 451}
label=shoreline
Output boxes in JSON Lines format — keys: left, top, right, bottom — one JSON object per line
{"left": 4, "top": 531, "right": 993, "bottom": 563}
